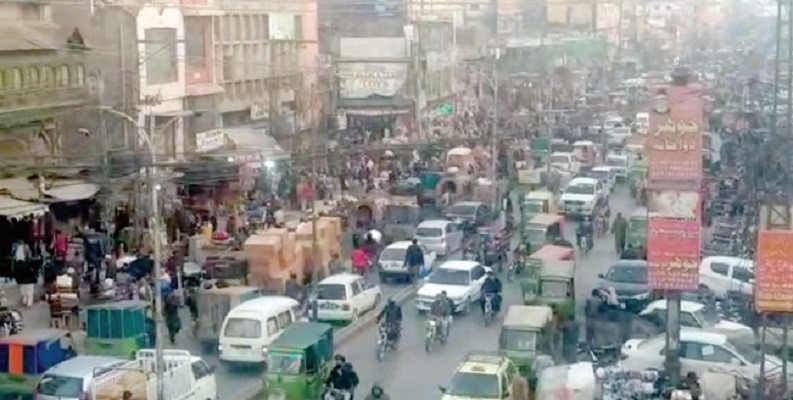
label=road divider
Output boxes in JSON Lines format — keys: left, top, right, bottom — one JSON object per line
{"left": 240, "top": 284, "right": 418, "bottom": 400}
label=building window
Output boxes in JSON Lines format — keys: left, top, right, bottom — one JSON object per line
{"left": 144, "top": 28, "right": 178, "bottom": 85}
{"left": 10, "top": 68, "right": 23, "bottom": 89}
{"left": 0, "top": 71, "right": 5, "bottom": 89}
{"left": 58, "top": 65, "right": 70, "bottom": 86}
{"left": 75, "top": 65, "right": 85, "bottom": 86}
{"left": 28, "top": 67, "right": 40, "bottom": 87}
{"left": 185, "top": 19, "right": 208, "bottom": 68}
{"left": 40, "top": 66, "right": 51, "bottom": 87}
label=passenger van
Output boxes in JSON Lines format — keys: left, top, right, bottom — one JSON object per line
{"left": 414, "top": 219, "right": 464, "bottom": 257}
{"left": 218, "top": 296, "right": 301, "bottom": 363}
{"left": 35, "top": 356, "right": 126, "bottom": 400}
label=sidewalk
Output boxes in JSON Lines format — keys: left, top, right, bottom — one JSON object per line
{"left": 0, "top": 282, "right": 51, "bottom": 331}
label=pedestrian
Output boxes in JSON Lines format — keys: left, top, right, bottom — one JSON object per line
{"left": 403, "top": 239, "right": 424, "bottom": 284}
{"left": 510, "top": 375, "right": 530, "bottom": 400}
{"left": 328, "top": 253, "right": 344, "bottom": 275}
{"left": 351, "top": 246, "right": 369, "bottom": 275}
{"left": 611, "top": 212, "right": 627, "bottom": 254}
{"left": 164, "top": 292, "right": 181, "bottom": 344}
{"left": 284, "top": 273, "right": 301, "bottom": 301}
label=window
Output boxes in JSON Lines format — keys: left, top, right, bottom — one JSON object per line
{"left": 28, "top": 67, "right": 40, "bottom": 87}
{"left": 40, "top": 66, "right": 51, "bottom": 87}
{"left": 680, "top": 342, "right": 703, "bottom": 360}
{"left": 679, "top": 312, "right": 701, "bottom": 328}
{"left": 709, "top": 262, "right": 729, "bottom": 276}
{"left": 316, "top": 284, "right": 347, "bottom": 300}
{"left": 277, "top": 311, "right": 292, "bottom": 328}
{"left": 191, "top": 360, "right": 211, "bottom": 380}
{"left": 144, "top": 28, "right": 178, "bottom": 85}
{"left": 58, "top": 65, "right": 70, "bottom": 86}
{"left": 185, "top": 19, "right": 208, "bottom": 68}
{"left": 36, "top": 375, "right": 84, "bottom": 398}
{"left": 10, "top": 68, "right": 23, "bottom": 89}
{"left": 700, "top": 344, "right": 734, "bottom": 364}
{"left": 266, "top": 316, "right": 279, "bottom": 335}
{"left": 223, "top": 318, "right": 261, "bottom": 338}
{"left": 733, "top": 266, "right": 754, "bottom": 283}
{"left": 351, "top": 281, "right": 362, "bottom": 296}
{"left": 75, "top": 65, "right": 85, "bottom": 86}
{"left": 472, "top": 266, "right": 485, "bottom": 280}
{"left": 0, "top": 71, "right": 4, "bottom": 89}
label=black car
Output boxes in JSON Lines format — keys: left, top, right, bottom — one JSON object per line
{"left": 598, "top": 260, "right": 653, "bottom": 312}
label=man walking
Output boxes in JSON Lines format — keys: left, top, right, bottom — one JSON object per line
{"left": 403, "top": 239, "right": 424, "bottom": 284}
{"left": 611, "top": 212, "right": 627, "bottom": 255}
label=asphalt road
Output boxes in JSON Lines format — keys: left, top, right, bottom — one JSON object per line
{"left": 336, "top": 186, "right": 638, "bottom": 399}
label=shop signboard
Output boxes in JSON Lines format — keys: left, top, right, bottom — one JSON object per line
{"left": 755, "top": 230, "right": 793, "bottom": 313}
{"left": 647, "top": 217, "right": 701, "bottom": 291}
{"left": 196, "top": 129, "right": 225, "bottom": 153}
{"left": 338, "top": 62, "right": 409, "bottom": 99}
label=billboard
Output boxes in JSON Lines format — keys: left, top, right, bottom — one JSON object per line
{"left": 647, "top": 218, "right": 701, "bottom": 291}
{"left": 648, "top": 190, "right": 700, "bottom": 220}
{"left": 755, "top": 230, "right": 793, "bottom": 313}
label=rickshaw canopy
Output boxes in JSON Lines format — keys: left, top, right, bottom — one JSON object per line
{"left": 503, "top": 305, "right": 553, "bottom": 330}
{"left": 269, "top": 321, "right": 334, "bottom": 351}
{"left": 530, "top": 245, "right": 574, "bottom": 261}
{"left": 540, "top": 260, "right": 575, "bottom": 280}
{"left": 528, "top": 213, "right": 564, "bottom": 228}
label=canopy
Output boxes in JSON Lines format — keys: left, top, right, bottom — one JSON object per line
{"left": 224, "top": 126, "right": 290, "bottom": 160}
{"left": 0, "top": 196, "right": 48, "bottom": 219}
{"left": 43, "top": 181, "right": 99, "bottom": 202}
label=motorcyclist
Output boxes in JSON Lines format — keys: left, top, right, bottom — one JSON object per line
{"left": 429, "top": 292, "right": 452, "bottom": 338}
{"left": 576, "top": 216, "right": 594, "bottom": 250}
{"left": 326, "top": 355, "right": 359, "bottom": 398}
{"left": 376, "top": 298, "right": 402, "bottom": 343}
{"left": 480, "top": 270, "right": 502, "bottom": 313}
{"left": 364, "top": 384, "right": 390, "bottom": 400}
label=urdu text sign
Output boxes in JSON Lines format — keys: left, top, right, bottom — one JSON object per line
{"left": 755, "top": 230, "right": 793, "bottom": 313}
{"left": 646, "top": 121, "right": 703, "bottom": 190}
{"left": 647, "top": 218, "right": 701, "bottom": 291}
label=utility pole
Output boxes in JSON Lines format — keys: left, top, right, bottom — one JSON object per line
{"left": 310, "top": 83, "right": 320, "bottom": 321}
{"left": 413, "top": 20, "right": 423, "bottom": 141}
{"left": 490, "top": 48, "right": 500, "bottom": 209}
{"left": 147, "top": 110, "right": 166, "bottom": 400}
{"left": 616, "top": 0, "right": 624, "bottom": 61}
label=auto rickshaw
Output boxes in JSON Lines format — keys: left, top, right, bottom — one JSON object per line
{"left": 628, "top": 161, "right": 647, "bottom": 199}
{"left": 353, "top": 190, "right": 390, "bottom": 233}
{"left": 84, "top": 300, "right": 149, "bottom": 359}
{"left": 499, "top": 305, "right": 553, "bottom": 379}
{"left": 626, "top": 207, "right": 648, "bottom": 250}
{"left": 524, "top": 261, "right": 576, "bottom": 322}
{"left": 521, "top": 190, "right": 557, "bottom": 222}
{"left": 382, "top": 196, "right": 421, "bottom": 244}
{"left": 0, "top": 329, "right": 73, "bottom": 399}
{"left": 262, "top": 321, "right": 334, "bottom": 400}
{"left": 522, "top": 213, "right": 564, "bottom": 250}
{"left": 195, "top": 286, "right": 262, "bottom": 349}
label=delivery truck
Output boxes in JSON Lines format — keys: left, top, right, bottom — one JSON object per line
{"left": 91, "top": 349, "right": 217, "bottom": 400}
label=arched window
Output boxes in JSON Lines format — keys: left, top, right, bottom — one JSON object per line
{"left": 75, "top": 64, "right": 85, "bottom": 86}
{"left": 28, "top": 67, "right": 40, "bottom": 87}
{"left": 0, "top": 71, "right": 5, "bottom": 90}
{"left": 10, "top": 68, "right": 23, "bottom": 90}
{"left": 58, "top": 65, "right": 69, "bottom": 87}
{"left": 40, "top": 66, "right": 51, "bottom": 87}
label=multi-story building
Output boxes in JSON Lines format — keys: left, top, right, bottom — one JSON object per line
{"left": 0, "top": 1, "right": 91, "bottom": 164}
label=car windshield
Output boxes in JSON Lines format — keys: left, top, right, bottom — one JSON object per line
{"left": 315, "top": 284, "right": 347, "bottom": 300}
{"left": 36, "top": 375, "right": 83, "bottom": 398}
{"left": 725, "top": 339, "right": 761, "bottom": 364}
{"left": 428, "top": 268, "right": 470, "bottom": 286}
{"left": 416, "top": 227, "right": 443, "bottom": 237}
{"left": 591, "top": 170, "right": 609, "bottom": 181}
{"left": 628, "top": 218, "right": 647, "bottom": 235}
{"left": 386, "top": 205, "right": 412, "bottom": 223}
{"left": 380, "top": 247, "right": 407, "bottom": 262}
{"left": 446, "top": 372, "right": 499, "bottom": 398}
{"left": 551, "top": 155, "right": 570, "bottom": 164}
{"left": 606, "top": 265, "right": 648, "bottom": 283}
{"left": 267, "top": 352, "right": 305, "bottom": 374}
{"left": 523, "top": 200, "right": 543, "bottom": 213}
{"left": 448, "top": 205, "right": 477, "bottom": 216}
{"left": 224, "top": 318, "right": 261, "bottom": 339}
{"left": 606, "top": 157, "right": 627, "bottom": 167}
{"left": 524, "top": 227, "right": 546, "bottom": 242}
{"left": 695, "top": 306, "right": 722, "bottom": 327}
{"left": 500, "top": 330, "right": 537, "bottom": 352}
{"left": 565, "top": 183, "right": 595, "bottom": 195}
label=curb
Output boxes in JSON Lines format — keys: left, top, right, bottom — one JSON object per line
{"left": 239, "top": 284, "right": 417, "bottom": 400}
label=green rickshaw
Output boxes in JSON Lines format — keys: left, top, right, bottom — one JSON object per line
{"left": 522, "top": 213, "right": 564, "bottom": 250}
{"left": 195, "top": 286, "right": 262, "bottom": 349}
{"left": 625, "top": 207, "right": 648, "bottom": 250}
{"left": 627, "top": 162, "right": 647, "bottom": 199}
{"left": 0, "top": 329, "right": 73, "bottom": 399}
{"left": 523, "top": 258, "right": 576, "bottom": 321}
{"left": 263, "top": 322, "right": 334, "bottom": 400}
{"left": 499, "top": 305, "right": 553, "bottom": 381}
{"left": 84, "top": 300, "right": 149, "bottom": 359}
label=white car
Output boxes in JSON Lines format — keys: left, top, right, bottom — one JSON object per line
{"left": 621, "top": 330, "right": 789, "bottom": 384}
{"left": 590, "top": 166, "right": 616, "bottom": 194}
{"left": 414, "top": 220, "right": 464, "bottom": 257}
{"left": 416, "top": 260, "right": 490, "bottom": 313}
{"left": 550, "top": 152, "right": 581, "bottom": 174}
{"left": 698, "top": 256, "right": 754, "bottom": 299}
{"left": 607, "top": 126, "right": 632, "bottom": 146}
{"left": 377, "top": 240, "right": 437, "bottom": 282}
{"left": 604, "top": 153, "right": 631, "bottom": 180}
{"left": 559, "top": 177, "right": 602, "bottom": 217}
{"left": 313, "top": 274, "right": 381, "bottom": 322}
{"left": 638, "top": 300, "right": 754, "bottom": 343}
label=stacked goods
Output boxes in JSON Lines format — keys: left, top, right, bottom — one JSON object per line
{"left": 93, "top": 370, "right": 148, "bottom": 400}
{"left": 245, "top": 228, "right": 308, "bottom": 288}
{"left": 243, "top": 234, "right": 280, "bottom": 286}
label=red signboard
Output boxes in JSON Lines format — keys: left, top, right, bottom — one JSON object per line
{"left": 647, "top": 84, "right": 704, "bottom": 190}
{"left": 647, "top": 218, "right": 701, "bottom": 291}
{"left": 755, "top": 230, "right": 793, "bottom": 313}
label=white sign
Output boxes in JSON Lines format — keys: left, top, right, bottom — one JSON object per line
{"left": 251, "top": 103, "right": 269, "bottom": 121}
{"left": 338, "top": 62, "right": 408, "bottom": 99}
{"left": 196, "top": 129, "right": 225, "bottom": 152}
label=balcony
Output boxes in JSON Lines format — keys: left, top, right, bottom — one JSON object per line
{"left": 0, "top": 86, "right": 90, "bottom": 127}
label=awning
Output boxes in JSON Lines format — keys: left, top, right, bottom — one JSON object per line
{"left": 43, "top": 181, "right": 100, "bottom": 202}
{"left": 223, "top": 126, "right": 290, "bottom": 160}
{"left": 0, "top": 196, "right": 48, "bottom": 219}
{"left": 0, "top": 178, "right": 40, "bottom": 201}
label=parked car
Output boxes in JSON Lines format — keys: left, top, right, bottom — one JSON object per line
{"left": 377, "top": 240, "right": 437, "bottom": 282}
{"left": 416, "top": 260, "right": 490, "bottom": 313}
{"left": 415, "top": 220, "right": 464, "bottom": 257}
{"left": 638, "top": 300, "right": 754, "bottom": 344}
{"left": 313, "top": 274, "right": 381, "bottom": 323}
{"left": 621, "top": 329, "right": 790, "bottom": 384}
{"left": 598, "top": 260, "right": 652, "bottom": 311}
{"left": 698, "top": 256, "right": 754, "bottom": 299}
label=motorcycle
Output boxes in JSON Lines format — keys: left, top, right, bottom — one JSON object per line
{"left": 577, "top": 233, "right": 593, "bottom": 256}
{"left": 482, "top": 294, "right": 495, "bottom": 327}
{"left": 324, "top": 388, "right": 352, "bottom": 400}
{"left": 0, "top": 308, "right": 22, "bottom": 336}
{"left": 425, "top": 316, "right": 447, "bottom": 353}
{"left": 576, "top": 341, "right": 620, "bottom": 367}
{"left": 376, "top": 324, "right": 388, "bottom": 361}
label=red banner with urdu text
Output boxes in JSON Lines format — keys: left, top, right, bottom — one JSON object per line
{"left": 755, "top": 230, "right": 793, "bottom": 313}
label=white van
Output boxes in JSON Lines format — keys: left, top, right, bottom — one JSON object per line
{"left": 414, "top": 220, "right": 464, "bottom": 257}
{"left": 218, "top": 296, "right": 301, "bottom": 363}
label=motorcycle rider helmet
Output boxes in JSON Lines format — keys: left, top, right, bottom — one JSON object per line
{"left": 371, "top": 384, "right": 385, "bottom": 397}
{"left": 334, "top": 354, "right": 346, "bottom": 364}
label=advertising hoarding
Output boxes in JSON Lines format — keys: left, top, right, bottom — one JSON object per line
{"left": 647, "top": 218, "right": 701, "bottom": 291}
{"left": 755, "top": 230, "right": 793, "bottom": 313}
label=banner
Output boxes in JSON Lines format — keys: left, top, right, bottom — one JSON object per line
{"left": 647, "top": 218, "right": 701, "bottom": 291}
{"left": 648, "top": 190, "right": 700, "bottom": 221}
{"left": 755, "top": 230, "right": 793, "bottom": 313}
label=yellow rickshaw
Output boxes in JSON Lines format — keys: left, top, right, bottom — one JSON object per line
{"left": 521, "top": 190, "right": 558, "bottom": 220}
